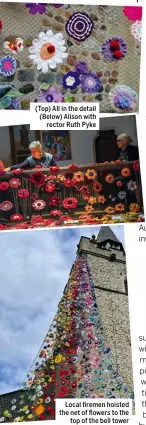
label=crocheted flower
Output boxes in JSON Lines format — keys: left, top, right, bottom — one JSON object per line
{"left": 45, "top": 182, "right": 56, "bottom": 193}
{"left": 37, "top": 86, "right": 64, "bottom": 102}
{"left": 4, "top": 38, "right": 24, "bottom": 53}
{"left": 30, "top": 172, "right": 45, "bottom": 185}
{"left": 9, "top": 178, "right": 21, "bottom": 188}
{"left": 109, "top": 85, "right": 138, "bottom": 112}
{"left": 75, "top": 61, "right": 88, "bottom": 74}
{"left": 66, "top": 12, "right": 94, "bottom": 42}
{"left": 63, "top": 71, "right": 80, "bottom": 90}
{"left": 115, "top": 203, "right": 125, "bottom": 212}
{"left": 81, "top": 73, "right": 101, "bottom": 93}
{"left": 93, "top": 181, "right": 102, "bottom": 193}
{"left": 73, "top": 171, "right": 84, "bottom": 183}
{"left": 118, "top": 191, "right": 126, "bottom": 200}
{"left": 10, "top": 213, "right": 23, "bottom": 221}
{"left": 121, "top": 167, "right": 131, "bottom": 177}
{"left": 131, "top": 21, "right": 142, "bottom": 42}
{"left": 104, "top": 206, "right": 115, "bottom": 214}
{"left": 29, "top": 30, "right": 68, "bottom": 72}
{"left": 0, "top": 201, "right": 13, "bottom": 211}
{"left": 105, "top": 174, "right": 114, "bottom": 183}
{"left": 127, "top": 180, "right": 137, "bottom": 191}
{"left": 0, "top": 181, "right": 9, "bottom": 190}
{"left": 25, "top": 3, "right": 47, "bottom": 14}
{"left": 85, "top": 169, "right": 97, "bottom": 180}
{"left": 62, "top": 197, "right": 78, "bottom": 209}
{"left": 32, "top": 199, "right": 46, "bottom": 210}
{"left": 133, "top": 160, "right": 140, "bottom": 171}
{"left": 129, "top": 203, "right": 140, "bottom": 213}
{"left": 0, "top": 56, "right": 16, "bottom": 76}
{"left": 123, "top": 6, "right": 142, "bottom": 21}
{"left": 101, "top": 37, "right": 127, "bottom": 61}
{"left": 18, "top": 189, "right": 29, "bottom": 198}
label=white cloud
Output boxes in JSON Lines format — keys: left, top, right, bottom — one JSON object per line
{"left": 0, "top": 225, "right": 124, "bottom": 394}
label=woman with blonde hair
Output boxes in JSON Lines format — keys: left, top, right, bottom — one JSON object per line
{"left": 5, "top": 140, "right": 56, "bottom": 172}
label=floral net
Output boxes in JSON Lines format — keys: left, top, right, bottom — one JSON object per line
{"left": 0, "top": 253, "right": 134, "bottom": 422}
{"left": 0, "top": 4, "right": 142, "bottom": 111}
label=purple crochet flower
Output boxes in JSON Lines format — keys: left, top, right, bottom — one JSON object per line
{"left": 81, "top": 73, "right": 101, "bottom": 93}
{"left": 25, "top": 3, "right": 47, "bottom": 14}
{"left": 63, "top": 71, "right": 80, "bottom": 90}
{"left": 66, "top": 12, "right": 94, "bottom": 42}
{"left": 75, "top": 61, "right": 88, "bottom": 74}
{"left": 37, "top": 86, "right": 64, "bottom": 102}
{"left": 101, "top": 37, "right": 127, "bottom": 61}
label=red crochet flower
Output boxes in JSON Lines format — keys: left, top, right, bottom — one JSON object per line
{"left": 63, "top": 197, "right": 78, "bottom": 209}
{"left": 133, "top": 160, "right": 140, "bottom": 171}
{"left": 12, "top": 169, "right": 24, "bottom": 175}
{"left": 9, "top": 178, "right": 21, "bottom": 188}
{"left": 49, "top": 166, "right": 60, "bottom": 173}
{"left": 49, "top": 195, "right": 60, "bottom": 207}
{"left": 10, "top": 213, "right": 23, "bottom": 221}
{"left": 32, "top": 199, "right": 46, "bottom": 210}
{"left": 68, "top": 164, "right": 78, "bottom": 170}
{"left": 116, "top": 180, "right": 123, "bottom": 188}
{"left": 58, "top": 386, "right": 69, "bottom": 397}
{"left": 50, "top": 209, "right": 62, "bottom": 216}
{"left": 64, "top": 179, "right": 76, "bottom": 187}
{"left": 18, "top": 189, "right": 29, "bottom": 198}
{"left": 45, "top": 182, "right": 56, "bottom": 193}
{"left": 30, "top": 172, "right": 45, "bottom": 185}
{"left": 110, "top": 40, "right": 120, "bottom": 50}
{"left": 113, "top": 51, "right": 123, "bottom": 59}
{"left": 0, "top": 181, "right": 9, "bottom": 190}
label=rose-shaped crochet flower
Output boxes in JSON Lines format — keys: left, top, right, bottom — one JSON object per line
{"left": 0, "top": 56, "right": 16, "bottom": 76}
{"left": 109, "top": 85, "right": 138, "bottom": 112}
{"left": 29, "top": 30, "right": 68, "bottom": 72}
{"left": 0, "top": 181, "right": 9, "bottom": 190}
{"left": 32, "top": 199, "right": 46, "bottom": 210}
{"left": 0, "top": 201, "right": 13, "bottom": 211}
{"left": 37, "top": 85, "right": 64, "bottom": 103}
{"left": 62, "top": 197, "right": 78, "bottom": 209}
{"left": 133, "top": 160, "right": 140, "bottom": 171}
{"left": 25, "top": 3, "right": 47, "bottom": 14}
{"left": 63, "top": 71, "right": 80, "bottom": 90}
{"left": 4, "top": 38, "right": 24, "bottom": 54}
{"left": 123, "top": 7, "right": 142, "bottom": 21}
{"left": 131, "top": 21, "right": 142, "bottom": 42}
{"left": 101, "top": 37, "right": 127, "bottom": 61}
{"left": 30, "top": 172, "right": 45, "bottom": 185}
{"left": 81, "top": 73, "right": 101, "bottom": 94}
{"left": 66, "top": 12, "right": 94, "bottom": 42}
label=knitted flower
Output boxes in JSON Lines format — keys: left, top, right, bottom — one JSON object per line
{"left": 123, "top": 6, "right": 142, "bottom": 21}
{"left": 4, "top": 38, "right": 24, "bottom": 54}
{"left": 63, "top": 71, "right": 80, "bottom": 90}
{"left": 101, "top": 37, "right": 127, "bottom": 61}
{"left": 66, "top": 12, "right": 94, "bottom": 42}
{"left": 81, "top": 73, "right": 101, "bottom": 94}
{"left": 0, "top": 56, "right": 16, "bottom": 76}
{"left": 131, "top": 21, "right": 142, "bottom": 42}
{"left": 25, "top": 3, "right": 47, "bottom": 14}
{"left": 29, "top": 30, "right": 68, "bottom": 72}
{"left": 109, "top": 85, "right": 138, "bottom": 112}
{"left": 37, "top": 86, "right": 64, "bottom": 102}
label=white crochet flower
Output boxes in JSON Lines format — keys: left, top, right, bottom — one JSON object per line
{"left": 29, "top": 30, "right": 68, "bottom": 73}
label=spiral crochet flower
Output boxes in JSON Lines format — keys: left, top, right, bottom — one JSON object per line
{"left": 66, "top": 12, "right": 94, "bottom": 42}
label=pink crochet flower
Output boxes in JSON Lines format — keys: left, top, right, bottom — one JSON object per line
{"left": 123, "top": 6, "right": 142, "bottom": 21}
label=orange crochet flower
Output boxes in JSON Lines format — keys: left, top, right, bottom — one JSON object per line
{"left": 121, "top": 167, "right": 131, "bottom": 177}
{"left": 105, "top": 174, "right": 114, "bottom": 184}
{"left": 35, "top": 405, "right": 45, "bottom": 416}
{"left": 115, "top": 203, "right": 125, "bottom": 212}
{"left": 85, "top": 205, "right": 94, "bottom": 213}
{"left": 93, "top": 181, "right": 102, "bottom": 193}
{"left": 85, "top": 169, "right": 97, "bottom": 180}
{"left": 88, "top": 196, "right": 96, "bottom": 205}
{"left": 73, "top": 171, "right": 84, "bottom": 183}
{"left": 104, "top": 206, "right": 115, "bottom": 214}
{"left": 97, "top": 195, "right": 106, "bottom": 204}
{"left": 129, "top": 203, "right": 140, "bottom": 213}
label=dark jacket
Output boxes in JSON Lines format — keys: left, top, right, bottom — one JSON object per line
{"left": 117, "top": 145, "right": 139, "bottom": 162}
{"left": 10, "top": 152, "right": 56, "bottom": 170}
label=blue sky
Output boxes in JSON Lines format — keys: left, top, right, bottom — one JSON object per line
{"left": 0, "top": 225, "right": 124, "bottom": 395}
